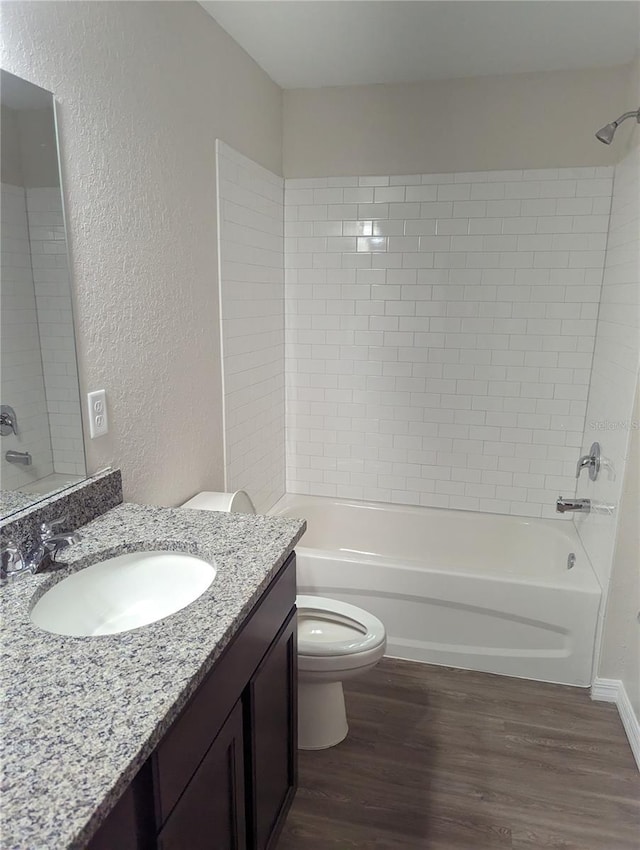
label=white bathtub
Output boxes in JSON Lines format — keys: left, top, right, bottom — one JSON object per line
{"left": 269, "top": 494, "right": 602, "bottom": 687}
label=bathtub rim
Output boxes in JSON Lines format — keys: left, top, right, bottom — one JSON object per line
{"left": 269, "top": 491, "right": 601, "bottom": 593}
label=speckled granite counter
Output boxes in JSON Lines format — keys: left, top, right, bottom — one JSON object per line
{"left": 0, "top": 489, "right": 34, "bottom": 515}
{"left": 1, "top": 502, "right": 305, "bottom": 850}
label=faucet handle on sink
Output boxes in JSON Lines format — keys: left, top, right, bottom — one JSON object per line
{"left": 37, "top": 518, "right": 82, "bottom": 566}
{"left": 40, "top": 516, "right": 70, "bottom": 540}
{"left": 1, "top": 538, "right": 31, "bottom": 581}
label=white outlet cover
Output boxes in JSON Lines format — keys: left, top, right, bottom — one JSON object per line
{"left": 87, "top": 389, "right": 108, "bottom": 439}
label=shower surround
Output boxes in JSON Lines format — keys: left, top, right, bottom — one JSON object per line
{"left": 285, "top": 167, "right": 613, "bottom": 518}
{"left": 215, "top": 145, "right": 614, "bottom": 521}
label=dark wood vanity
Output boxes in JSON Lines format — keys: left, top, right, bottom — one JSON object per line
{"left": 88, "top": 553, "right": 297, "bottom": 850}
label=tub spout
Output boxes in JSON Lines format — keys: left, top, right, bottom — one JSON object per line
{"left": 556, "top": 496, "right": 591, "bottom": 514}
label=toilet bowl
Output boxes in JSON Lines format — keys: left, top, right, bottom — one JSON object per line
{"left": 296, "top": 594, "right": 386, "bottom": 750}
{"left": 180, "top": 491, "right": 387, "bottom": 750}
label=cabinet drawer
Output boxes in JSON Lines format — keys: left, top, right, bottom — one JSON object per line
{"left": 153, "top": 553, "right": 296, "bottom": 825}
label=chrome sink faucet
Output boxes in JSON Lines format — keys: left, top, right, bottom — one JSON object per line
{"left": 1, "top": 518, "right": 81, "bottom": 581}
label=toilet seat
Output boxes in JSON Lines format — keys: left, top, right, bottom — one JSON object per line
{"left": 296, "top": 595, "right": 386, "bottom": 657}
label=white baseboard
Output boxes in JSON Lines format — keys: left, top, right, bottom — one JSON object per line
{"left": 592, "top": 677, "right": 640, "bottom": 771}
{"left": 591, "top": 678, "right": 621, "bottom": 702}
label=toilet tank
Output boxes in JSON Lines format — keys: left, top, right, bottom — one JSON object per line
{"left": 181, "top": 490, "right": 256, "bottom": 514}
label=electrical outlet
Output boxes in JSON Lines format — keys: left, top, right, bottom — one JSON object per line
{"left": 87, "top": 389, "right": 109, "bottom": 439}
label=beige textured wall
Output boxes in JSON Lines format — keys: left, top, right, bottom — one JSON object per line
{"left": 599, "top": 378, "right": 640, "bottom": 718}
{"left": 283, "top": 63, "right": 634, "bottom": 177}
{"left": 0, "top": 0, "right": 282, "bottom": 505}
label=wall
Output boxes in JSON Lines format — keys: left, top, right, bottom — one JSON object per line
{"left": 575, "top": 143, "right": 640, "bottom": 590}
{"left": 0, "top": 0, "right": 282, "bottom": 506}
{"left": 599, "top": 377, "right": 640, "bottom": 719}
{"left": 285, "top": 167, "right": 612, "bottom": 517}
{"left": 578, "top": 59, "right": 640, "bottom": 696}
{"left": 1, "top": 181, "right": 55, "bottom": 488}
{"left": 217, "top": 142, "right": 285, "bottom": 512}
{"left": 283, "top": 63, "right": 633, "bottom": 178}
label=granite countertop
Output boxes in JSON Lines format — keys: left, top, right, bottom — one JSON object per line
{"left": 0, "top": 502, "right": 306, "bottom": 850}
{"left": 0, "top": 489, "right": 36, "bottom": 515}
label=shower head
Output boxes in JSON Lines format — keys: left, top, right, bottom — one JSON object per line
{"left": 595, "top": 122, "right": 617, "bottom": 145}
{"left": 595, "top": 109, "right": 640, "bottom": 145}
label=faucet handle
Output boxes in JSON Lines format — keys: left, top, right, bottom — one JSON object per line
{"left": 40, "top": 516, "right": 70, "bottom": 540}
{"left": 1, "top": 538, "right": 28, "bottom": 580}
{"left": 575, "top": 442, "right": 601, "bottom": 481}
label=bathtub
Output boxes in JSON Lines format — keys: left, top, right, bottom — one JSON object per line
{"left": 269, "top": 494, "right": 602, "bottom": 687}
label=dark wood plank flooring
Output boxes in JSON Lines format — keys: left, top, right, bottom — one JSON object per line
{"left": 279, "top": 659, "right": 640, "bottom": 849}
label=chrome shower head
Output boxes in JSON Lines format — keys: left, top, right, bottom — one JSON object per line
{"left": 595, "top": 109, "right": 640, "bottom": 144}
{"left": 595, "top": 122, "right": 617, "bottom": 145}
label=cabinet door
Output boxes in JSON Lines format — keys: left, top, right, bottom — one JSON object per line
{"left": 158, "top": 700, "right": 246, "bottom": 850}
{"left": 87, "top": 784, "right": 144, "bottom": 850}
{"left": 87, "top": 764, "right": 154, "bottom": 850}
{"left": 245, "top": 609, "right": 297, "bottom": 850}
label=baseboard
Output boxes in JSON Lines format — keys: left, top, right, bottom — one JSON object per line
{"left": 592, "top": 677, "right": 640, "bottom": 771}
{"left": 591, "top": 677, "right": 622, "bottom": 702}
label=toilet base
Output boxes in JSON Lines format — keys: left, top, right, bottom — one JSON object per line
{"left": 298, "top": 680, "right": 348, "bottom": 750}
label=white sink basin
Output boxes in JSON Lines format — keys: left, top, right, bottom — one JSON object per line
{"left": 30, "top": 550, "right": 216, "bottom": 637}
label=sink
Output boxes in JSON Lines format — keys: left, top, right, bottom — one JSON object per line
{"left": 30, "top": 551, "right": 216, "bottom": 637}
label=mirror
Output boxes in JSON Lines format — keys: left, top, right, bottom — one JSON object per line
{"left": 1, "top": 69, "right": 86, "bottom": 520}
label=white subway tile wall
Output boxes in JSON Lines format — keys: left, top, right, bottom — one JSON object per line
{"left": 26, "top": 187, "right": 84, "bottom": 477}
{"left": 217, "top": 142, "right": 285, "bottom": 513}
{"left": 285, "top": 167, "right": 613, "bottom": 518}
{"left": 1, "top": 182, "right": 55, "bottom": 489}
{"left": 574, "top": 147, "right": 640, "bottom": 590}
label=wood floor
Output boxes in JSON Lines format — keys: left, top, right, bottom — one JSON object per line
{"left": 279, "top": 659, "right": 640, "bottom": 850}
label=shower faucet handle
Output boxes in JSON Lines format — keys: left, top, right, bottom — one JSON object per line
{"left": 0, "top": 405, "right": 18, "bottom": 436}
{"left": 575, "top": 442, "right": 600, "bottom": 481}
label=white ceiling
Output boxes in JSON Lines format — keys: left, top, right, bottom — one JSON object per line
{"left": 200, "top": 1, "right": 640, "bottom": 90}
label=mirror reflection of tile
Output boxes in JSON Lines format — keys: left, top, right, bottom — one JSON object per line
{"left": 0, "top": 70, "right": 86, "bottom": 520}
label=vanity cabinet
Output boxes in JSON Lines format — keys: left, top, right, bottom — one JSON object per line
{"left": 245, "top": 612, "right": 297, "bottom": 850}
{"left": 157, "top": 700, "right": 246, "bottom": 850}
{"left": 88, "top": 553, "right": 297, "bottom": 850}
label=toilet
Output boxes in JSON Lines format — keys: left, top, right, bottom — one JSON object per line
{"left": 296, "top": 594, "right": 386, "bottom": 749}
{"left": 181, "top": 489, "right": 256, "bottom": 514}
{"left": 181, "top": 490, "right": 387, "bottom": 750}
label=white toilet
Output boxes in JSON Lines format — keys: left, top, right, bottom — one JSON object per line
{"left": 181, "top": 490, "right": 387, "bottom": 750}
{"left": 296, "top": 594, "right": 386, "bottom": 749}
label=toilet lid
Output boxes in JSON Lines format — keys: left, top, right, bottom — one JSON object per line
{"left": 296, "top": 595, "right": 386, "bottom": 657}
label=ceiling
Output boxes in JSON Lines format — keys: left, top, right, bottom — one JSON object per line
{"left": 200, "top": 1, "right": 640, "bottom": 90}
